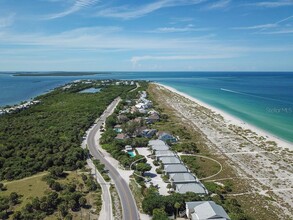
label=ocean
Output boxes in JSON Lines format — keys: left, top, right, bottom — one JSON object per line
{"left": 0, "top": 72, "right": 292, "bottom": 142}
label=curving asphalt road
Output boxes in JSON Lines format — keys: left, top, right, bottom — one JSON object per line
{"left": 87, "top": 98, "right": 140, "bottom": 220}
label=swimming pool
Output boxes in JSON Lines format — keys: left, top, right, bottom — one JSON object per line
{"left": 128, "top": 151, "right": 136, "bottom": 157}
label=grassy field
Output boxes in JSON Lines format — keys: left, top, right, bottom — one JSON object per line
{"left": 2, "top": 170, "right": 101, "bottom": 220}
{"left": 180, "top": 155, "right": 221, "bottom": 179}
{"left": 2, "top": 172, "right": 49, "bottom": 211}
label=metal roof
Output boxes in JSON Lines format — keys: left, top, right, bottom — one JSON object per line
{"left": 164, "top": 164, "right": 188, "bottom": 173}
{"left": 175, "top": 183, "right": 206, "bottom": 194}
{"left": 186, "top": 201, "right": 230, "bottom": 220}
{"left": 169, "top": 173, "right": 197, "bottom": 183}
{"left": 160, "top": 156, "right": 181, "bottom": 164}
{"left": 155, "top": 150, "right": 176, "bottom": 157}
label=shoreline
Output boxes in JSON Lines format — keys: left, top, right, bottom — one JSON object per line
{"left": 155, "top": 83, "right": 293, "bottom": 151}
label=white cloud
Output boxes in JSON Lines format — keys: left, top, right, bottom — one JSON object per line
{"left": 204, "top": 0, "right": 231, "bottom": 10}
{"left": 95, "top": 0, "right": 206, "bottom": 19}
{"left": 245, "top": 0, "right": 293, "bottom": 8}
{"left": 233, "top": 15, "right": 293, "bottom": 33}
{"left": 261, "top": 28, "right": 293, "bottom": 34}
{"left": 233, "top": 23, "right": 278, "bottom": 30}
{"left": 43, "top": 0, "right": 98, "bottom": 20}
{"left": 0, "top": 14, "right": 15, "bottom": 28}
{"left": 149, "top": 24, "right": 210, "bottom": 33}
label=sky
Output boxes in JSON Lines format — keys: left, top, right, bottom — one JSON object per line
{"left": 0, "top": 0, "right": 293, "bottom": 71}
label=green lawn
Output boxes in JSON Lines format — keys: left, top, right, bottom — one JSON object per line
{"left": 2, "top": 172, "right": 49, "bottom": 211}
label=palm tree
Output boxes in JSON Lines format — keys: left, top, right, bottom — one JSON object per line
{"left": 174, "top": 202, "right": 181, "bottom": 219}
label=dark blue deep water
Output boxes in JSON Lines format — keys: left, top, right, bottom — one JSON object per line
{"left": 0, "top": 72, "right": 292, "bottom": 142}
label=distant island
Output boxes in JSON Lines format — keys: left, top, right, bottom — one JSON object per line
{"left": 13, "top": 72, "right": 111, "bottom": 77}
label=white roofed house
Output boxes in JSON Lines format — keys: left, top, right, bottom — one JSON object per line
{"left": 169, "top": 173, "right": 198, "bottom": 185}
{"left": 175, "top": 182, "right": 207, "bottom": 195}
{"left": 149, "top": 139, "right": 170, "bottom": 152}
{"left": 159, "top": 156, "right": 182, "bottom": 165}
{"left": 155, "top": 150, "right": 176, "bottom": 159}
{"left": 185, "top": 201, "right": 230, "bottom": 220}
{"left": 163, "top": 164, "right": 189, "bottom": 174}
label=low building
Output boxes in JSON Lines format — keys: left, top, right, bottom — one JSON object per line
{"left": 125, "top": 145, "right": 133, "bottom": 151}
{"left": 175, "top": 183, "right": 207, "bottom": 195}
{"left": 151, "top": 144, "right": 169, "bottom": 151}
{"left": 155, "top": 150, "right": 176, "bottom": 159}
{"left": 159, "top": 156, "right": 182, "bottom": 165}
{"left": 141, "top": 129, "right": 157, "bottom": 138}
{"left": 185, "top": 201, "right": 230, "bottom": 220}
{"left": 149, "top": 139, "right": 166, "bottom": 146}
{"left": 169, "top": 173, "right": 198, "bottom": 185}
{"left": 149, "top": 139, "right": 170, "bottom": 151}
{"left": 164, "top": 164, "right": 189, "bottom": 174}
{"left": 145, "top": 113, "right": 160, "bottom": 124}
{"left": 117, "top": 115, "right": 129, "bottom": 123}
{"left": 157, "top": 131, "right": 177, "bottom": 143}
{"left": 115, "top": 133, "right": 129, "bottom": 140}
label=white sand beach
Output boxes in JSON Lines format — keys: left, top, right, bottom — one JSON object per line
{"left": 157, "top": 83, "right": 293, "bottom": 151}
{"left": 152, "top": 83, "right": 293, "bottom": 217}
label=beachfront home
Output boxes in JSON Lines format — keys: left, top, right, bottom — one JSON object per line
{"left": 169, "top": 173, "right": 198, "bottom": 185}
{"left": 155, "top": 150, "right": 176, "bottom": 159}
{"left": 163, "top": 164, "right": 189, "bottom": 174}
{"left": 151, "top": 144, "right": 169, "bottom": 151}
{"left": 175, "top": 183, "right": 207, "bottom": 195}
{"left": 149, "top": 139, "right": 166, "bottom": 147}
{"left": 157, "top": 131, "right": 177, "bottom": 143}
{"left": 145, "top": 113, "right": 160, "bottom": 124}
{"left": 149, "top": 139, "right": 170, "bottom": 151}
{"left": 159, "top": 156, "right": 182, "bottom": 165}
{"left": 185, "top": 201, "right": 230, "bottom": 220}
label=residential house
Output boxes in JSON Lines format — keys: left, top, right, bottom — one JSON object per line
{"left": 175, "top": 183, "right": 207, "bottom": 195}
{"left": 155, "top": 150, "right": 176, "bottom": 159}
{"left": 115, "top": 133, "right": 129, "bottom": 140}
{"left": 125, "top": 145, "right": 133, "bottom": 152}
{"left": 157, "top": 131, "right": 177, "bottom": 143}
{"left": 185, "top": 201, "right": 230, "bottom": 220}
{"left": 149, "top": 139, "right": 169, "bottom": 151}
{"left": 159, "top": 156, "right": 182, "bottom": 165}
{"left": 117, "top": 115, "right": 129, "bottom": 124}
{"left": 163, "top": 164, "right": 189, "bottom": 174}
{"left": 145, "top": 113, "right": 160, "bottom": 124}
{"left": 169, "top": 173, "right": 198, "bottom": 186}
{"left": 141, "top": 129, "right": 157, "bottom": 138}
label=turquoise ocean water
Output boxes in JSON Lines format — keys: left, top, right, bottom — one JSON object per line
{"left": 0, "top": 72, "right": 292, "bottom": 142}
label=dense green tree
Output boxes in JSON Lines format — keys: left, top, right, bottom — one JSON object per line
{"left": 0, "top": 83, "right": 135, "bottom": 181}
{"left": 79, "top": 197, "right": 87, "bottom": 207}
{"left": 152, "top": 208, "right": 169, "bottom": 220}
{"left": 135, "top": 163, "right": 151, "bottom": 175}
{"left": 58, "top": 203, "right": 68, "bottom": 217}
{"left": 9, "top": 192, "right": 20, "bottom": 205}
